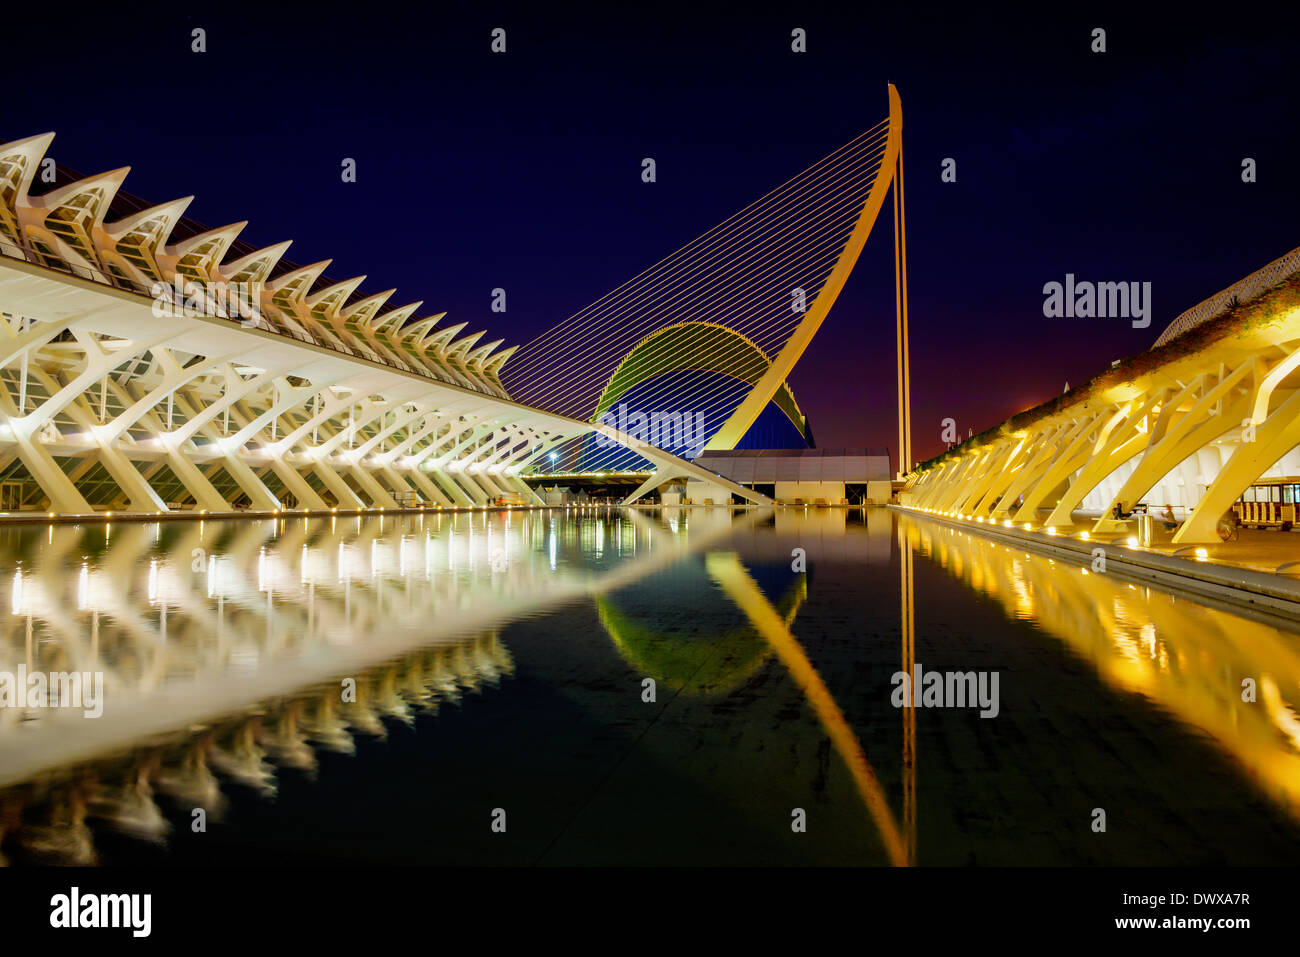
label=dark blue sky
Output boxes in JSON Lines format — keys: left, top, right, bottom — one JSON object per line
{"left": 6, "top": 4, "right": 1296, "bottom": 465}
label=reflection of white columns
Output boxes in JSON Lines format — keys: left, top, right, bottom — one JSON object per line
{"left": 1, "top": 505, "right": 765, "bottom": 791}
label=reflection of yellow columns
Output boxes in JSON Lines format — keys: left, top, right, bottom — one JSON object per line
{"left": 900, "top": 534, "right": 916, "bottom": 861}
{"left": 706, "top": 552, "right": 909, "bottom": 866}
{"left": 900, "top": 509, "right": 1300, "bottom": 820}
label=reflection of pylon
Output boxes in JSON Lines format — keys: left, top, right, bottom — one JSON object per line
{"left": 706, "top": 551, "right": 909, "bottom": 867}
{"left": 900, "top": 529, "right": 916, "bottom": 863}
{"left": 894, "top": 141, "right": 913, "bottom": 479}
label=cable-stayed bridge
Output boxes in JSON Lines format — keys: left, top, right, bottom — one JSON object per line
{"left": 503, "top": 87, "right": 903, "bottom": 482}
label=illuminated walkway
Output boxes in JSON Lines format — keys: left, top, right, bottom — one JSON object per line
{"left": 900, "top": 247, "right": 1300, "bottom": 544}
{"left": 891, "top": 507, "right": 1300, "bottom": 624}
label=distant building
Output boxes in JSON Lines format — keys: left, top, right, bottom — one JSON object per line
{"left": 691, "top": 448, "right": 891, "bottom": 505}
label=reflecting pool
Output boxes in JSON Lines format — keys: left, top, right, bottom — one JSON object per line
{"left": 1, "top": 507, "right": 1298, "bottom": 865}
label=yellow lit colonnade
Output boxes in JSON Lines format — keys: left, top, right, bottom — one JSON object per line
{"left": 899, "top": 247, "right": 1300, "bottom": 544}
{"left": 0, "top": 132, "right": 766, "bottom": 516}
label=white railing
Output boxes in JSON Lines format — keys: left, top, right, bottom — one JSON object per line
{"left": 1153, "top": 244, "right": 1300, "bottom": 347}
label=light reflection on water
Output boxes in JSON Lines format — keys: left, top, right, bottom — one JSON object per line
{"left": 0, "top": 506, "right": 785, "bottom": 864}
{"left": 0, "top": 507, "right": 1297, "bottom": 865}
{"left": 900, "top": 514, "right": 1300, "bottom": 827}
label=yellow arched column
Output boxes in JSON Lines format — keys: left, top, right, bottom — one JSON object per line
{"left": 704, "top": 84, "right": 904, "bottom": 451}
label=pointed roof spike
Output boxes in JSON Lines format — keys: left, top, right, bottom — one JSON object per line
{"left": 266, "top": 259, "right": 333, "bottom": 296}
{"left": 343, "top": 288, "right": 396, "bottom": 325}
{"left": 0, "top": 131, "right": 56, "bottom": 157}
{"left": 305, "top": 275, "right": 366, "bottom": 316}
{"left": 0, "top": 132, "right": 56, "bottom": 206}
{"left": 446, "top": 330, "right": 486, "bottom": 359}
{"left": 30, "top": 167, "right": 131, "bottom": 230}
{"left": 373, "top": 302, "right": 423, "bottom": 334}
{"left": 466, "top": 338, "right": 504, "bottom": 365}
{"left": 399, "top": 312, "right": 445, "bottom": 342}
{"left": 30, "top": 166, "right": 130, "bottom": 203}
{"left": 219, "top": 239, "right": 293, "bottom": 285}
{"left": 164, "top": 221, "right": 247, "bottom": 260}
{"left": 422, "top": 321, "right": 468, "bottom": 350}
{"left": 104, "top": 195, "right": 194, "bottom": 242}
{"left": 3, "top": 137, "right": 527, "bottom": 384}
{"left": 484, "top": 345, "right": 518, "bottom": 376}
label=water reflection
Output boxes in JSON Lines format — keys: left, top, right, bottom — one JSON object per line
{"left": 5, "top": 505, "right": 1295, "bottom": 866}
{"left": 0, "top": 507, "right": 762, "bottom": 864}
{"left": 899, "top": 512, "right": 1300, "bottom": 827}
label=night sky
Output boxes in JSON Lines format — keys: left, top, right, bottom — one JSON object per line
{"left": 6, "top": 5, "right": 1297, "bottom": 468}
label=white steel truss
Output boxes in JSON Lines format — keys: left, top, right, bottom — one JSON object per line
{"left": 0, "top": 132, "right": 768, "bottom": 515}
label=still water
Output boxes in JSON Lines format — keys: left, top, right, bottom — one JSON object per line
{"left": 1, "top": 507, "right": 1299, "bottom": 866}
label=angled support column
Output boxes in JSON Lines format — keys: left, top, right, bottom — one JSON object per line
{"left": 1092, "top": 365, "right": 1255, "bottom": 532}
{"left": 343, "top": 462, "right": 399, "bottom": 508}
{"left": 1174, "top": 385, "right": 1300, "bottom": 543}
{"left": 930, "top": 453, "right": 988, "bottom": 514}
{"left": 158, "top": 438, "right": 230, "bottom": 511}
{"left": 428, "top": 469, "right": 476, "bottom": 507}
{"left": 976, "top": 425, "right": 1069, "bottom": 517}
{"left": 266, "top": 457, "right": 328, "bottom": 509}
{"left": 948, "top": 441, "right": 1016, "bottom": 516}
{"left": 504, "top": 474, "right": 546, "bottom": 505}
{"left": 1041, "top": 388, "right": 1169, "bottom": 528}
{"left": 1003, "top": 412, "right": 1104, "bottom": 521}
{"left": 622, "top": 463, "right": 688, "bottom": 505}
{"left": 396, "top": 466, "right": 453, "bottom": 506}
{"left": 311, "top": 460, "right": 366, "bottom": 509}
{"left": 966, "top": 437, "right": 1033, "bottom": 515}
{"left": 446, "top": 469, "right": 491, "bottom": 505}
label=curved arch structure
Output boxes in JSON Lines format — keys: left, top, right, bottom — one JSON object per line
{"left": 592, "top": 321, "right": 808, "bottom": 442}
